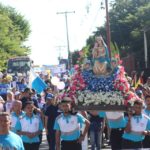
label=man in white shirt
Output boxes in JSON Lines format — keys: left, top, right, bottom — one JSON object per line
{"left": 54, "top": 98, "right": 90, "bottom": 150}
{"left": 0, "top": 112, "right": 24, "bottom": 149}
{"left": 122, "top": 100, "right": 150, "bottom": 149}
{"left": 16, "top": 101, "right": 43, "bottom": 150}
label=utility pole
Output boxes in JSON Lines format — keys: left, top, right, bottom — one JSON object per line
{"left": 105, "top": 0, "right": 111, "bottom": 58}
{"left": 56, "top": 11, "right": 75, "bottom": 69}
{"left": 55, "top": 46, "right": 66, "bottom": 63}
{"left": 143, "top": 26, "right": 150, "bottom": 68}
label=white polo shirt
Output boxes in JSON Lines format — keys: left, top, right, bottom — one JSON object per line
{"left": 10, "top": 111, "right": 25, "bottom": 133}
{"left": 54, "top": 113, "right": 85, "bottom": 141}
{"left": 16, "top": 114, "right": 43, "bottom": 143}
{"left": 123, "top": 114, "right": 150, "bottom": 142}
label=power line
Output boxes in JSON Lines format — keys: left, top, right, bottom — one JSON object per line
{"left": 55, "top": 45, "right": 66, "bottom": 60}
{"left": 56, "top": 11, "right": 75, "bottom": 69}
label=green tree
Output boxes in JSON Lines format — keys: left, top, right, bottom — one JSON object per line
{"left": 0, "top": 4, "right": 31, "bottom": 71}
{"left": 84, "top": 0, "right": 150, "bottom": 70}
{"left": 71, "top": 50, "right": 80, "bottom": 65}
{"left": 110, "top": 0, "right": 150, "bottom": 55}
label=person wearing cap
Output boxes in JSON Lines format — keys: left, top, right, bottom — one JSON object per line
{"left": 16, "top": 101, "right": 43, "bottom": 150}
{"left": 43, "top": 93, "right": 54, "bottom": 113}
{"left": 54, "top": 98, "right": 90, "bottom": 150}
{"left": 44, "top": 93, "right": 60, "bottom": 150}
{"left": 0, "top": 112, "right": 24, "bottom": 149}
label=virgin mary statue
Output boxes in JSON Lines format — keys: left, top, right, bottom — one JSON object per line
{"left": 92, "top": 36, "right": 110, "bottom": 75}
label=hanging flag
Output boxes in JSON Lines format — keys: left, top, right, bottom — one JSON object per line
{"left": 140, "top": 71, "right": 144, "bottom": 84}
{"left": 110, "top": 42, "right": 116, "bottom": 58}
{"left": 114, "top": 42, "right": 120, "bottom": 59}
{"left": 29, "top": 69, "right": 47, "bottom": 94}
{"left": 135, "top": 71, "right": 144, "bottom": 89}
{"left": 110, "top": 41, "right": 121, "bottom": 63}
{"left": 131, "top": 73, "right": 137, "bottom": 87}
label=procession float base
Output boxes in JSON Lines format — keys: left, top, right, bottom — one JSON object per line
{"left": 58, "top": 36, "right": 140, "bottom": 111}
{"left": 74, "top": 105, "right": 126, "bottom": 111}
{"left": 74, "top": 90, "right": 127, "bottom": 111}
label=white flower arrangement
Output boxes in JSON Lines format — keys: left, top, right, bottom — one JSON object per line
{"left": 127, "top": 97, "right": 139, "bottom": 106}
{"left": 76, "top": 90, "right": 124, "bottom": 106}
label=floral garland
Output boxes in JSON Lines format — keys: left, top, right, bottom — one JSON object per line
{"left": 114, "top": 66, "right": 130, "bottom": 93}
{"left": 57, "top": 66, "right": 86, "bottom": 102}
{"left": 123, "top": 91, "right": 141, "bottom": 106}
{"left": 82, "top": 68, "right": 119, "bottom": 92}
{"left": 77, "top": 90, "right": 124, "bottom": 106}
{"left": 57, "top": 65, "right": 141, "bottom": 107}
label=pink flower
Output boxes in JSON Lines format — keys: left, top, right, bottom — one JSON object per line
{"left": 70, "top": 86, "right": 76, "bottom": 91}
{"left": 74, "top": 65, "right": 79, "bottom": 70}
{"left": 118, "top": 60, "right": 123, "bottom": 65}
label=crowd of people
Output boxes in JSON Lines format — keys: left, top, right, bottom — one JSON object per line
{"left": 0, "top": 71, "right": 150, "bottom": 150}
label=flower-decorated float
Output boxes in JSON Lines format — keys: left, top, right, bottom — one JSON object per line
{"left": 58, "top": 36, "right": 141, "bottom": 110}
